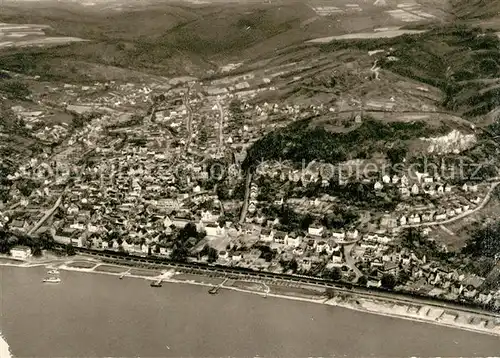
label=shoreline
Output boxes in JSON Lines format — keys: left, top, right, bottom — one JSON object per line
{"left": 2, "top": 259, "right": 500, "bottom": 338}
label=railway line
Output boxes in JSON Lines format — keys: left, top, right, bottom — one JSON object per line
{"left": 68, "top": 245, "right": 500, "bottom": 319}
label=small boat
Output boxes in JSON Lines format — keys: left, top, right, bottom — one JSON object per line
{"left": 43, "top": 277, "right": 61, "bottom": 283}
{"left": 150, "top": 280, "right": 162, "bottom": 287}
{"left": 47, "top": 269, "right": 60, "bottom": 275}
{"left": 208, "top": 287, "right": 219, "bottom": 295}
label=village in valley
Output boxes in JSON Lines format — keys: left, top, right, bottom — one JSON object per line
{"left": 1, "top": 49, "right": 500, "bottom": 313}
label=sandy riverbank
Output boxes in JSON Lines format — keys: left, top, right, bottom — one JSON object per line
{"left": 2, "top": 257, "right": 500, "bottom": 337}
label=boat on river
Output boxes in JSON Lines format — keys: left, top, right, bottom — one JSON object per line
{"left": 43, "top": 277, "right": 61, "bottom": 283}
{"left": 151, "top": 280, "right": 162, "bottom": 287}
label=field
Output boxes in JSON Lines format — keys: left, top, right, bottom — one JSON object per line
{"left": 173, "top": 272, "right": 226, "bottom": 285}
{"left": 129, "top": 268, "right": 162, "bottom": 277}
{"left": 94, "top": 264, "right": 129, "bottom": 273}
{"left": 66, "top": 261, "right": 98, "bottom": 269}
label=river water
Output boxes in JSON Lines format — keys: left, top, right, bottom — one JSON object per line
{"left": 1, "top": 266, "right": 500, "bottom": 357}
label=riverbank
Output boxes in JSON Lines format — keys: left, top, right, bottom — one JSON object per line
{"left": 2, "top": 256, "right": 499, "bottom": 338}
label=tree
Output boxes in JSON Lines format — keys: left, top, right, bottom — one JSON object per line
{"left": 199, "top": 127, "right": 208, "bottom": 145}
{"left": 325, "top": 267, "right": 342, "bottom": 281}
{"left": 216, "top": 181, "right": 231, "bottom": 200}
{"left": 18, "top": 179, "right": 37, "bottom": 197}
{"left": 300, "top": 214, "right": 314, "bottom": 231}
{"left": 401, "top": 227, "right": 424, "bottom": 248}
{"left": 381, "top": 273, "right": 397, "bottom": 289}
{"left": 229, "top": 98, "right": 245, "bottom": 129}
{"left": 105, "top": 231, "right": 120, "bottom": 242}
{"left": 38, "top": 231, "right": 55, "bottom": 250}
{"left": 0, "top": 80, "right": 31, "bottom": 100}
{"left": 171, "top": 245, "right": 188, "bottom": 262}
{"left": 397, "top": 270, "right": 410, "bottom": 285}
{"left": 66, "top": 244, "right": 76, "bottom": 256}
{"left": 357, "top": 275, "right": 368, "bottom": 286}
{"left": 0, "top": 229, "right": 9, "bottom": 254}
{"left": 463, "top": 221, "right": 500, "bottom": 258}
{"left": 324, "top": 288, "right": 336, "bottom": 299}
{"left": 179, "top": 222, "right": 197, "bottom": 242}
{"left": 32, "top": 245, "right": 42, "bottom": 257}
{"left": 387, "top": 145, "right": 407, "bottom": 165}
{"left": 263, "top": 251, "right": 273, "bottom": 262}
{"left": 207, "top": 247, "right": 218, "bottom": 263}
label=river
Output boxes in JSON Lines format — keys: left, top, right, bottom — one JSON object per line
{"left": 1, "top": 266, "right": 500, "bottom": 357}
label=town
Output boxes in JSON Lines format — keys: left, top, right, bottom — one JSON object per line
{"left": 1, "top": 55, "right": 500, "bottom": 313}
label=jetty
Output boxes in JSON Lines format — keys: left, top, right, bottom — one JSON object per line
{"left": 209, "top": 278, "right": 228, "bottom": 295}
{"left": 151, "top": 278, "right": 162, "bottom": 287}
{"left": 119, "top": 270, "right": 130, "bottom": 280}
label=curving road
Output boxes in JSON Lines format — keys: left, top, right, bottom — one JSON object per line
{"left": 215, "top": 97, "right": 225, "bottom": 152}
{"left": 400, "top": 181, "right": 500, "bottom": 229}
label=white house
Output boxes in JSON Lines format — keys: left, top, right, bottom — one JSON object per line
{"left": 374, "top": 181, "right": 383, "bottom": 190}
{"left": 346, "top": 229, "right": 359, "bottom": 240}
{"left": 308, "top": 225, "right": 324, "bottom": 236}
{"left": 232, "top": 252, "right": 243, "bottom": 262}
{"left": 382, "top": 175, "right": 391, "bottom": 184}
{"left": 285, "top": 234, "right": 301, "bottom": 248}
{"left": 400, "top": 215, "right": 407, "bottom": 226}
{"left": 260, "top": 228, "right": 274, "bottom": 242}
{"left": 400, "top": 175, "right": 409, "bottom": 187}
{"left": 408, "top": 214, "right": 421, "bottom": 225}
{"left": 331, "top": 231, "right": 346, "bottom": 241}
{"left": 273, "top": 231, "right": 288, "bottom": 244}
{"left": 316, "top": 241, "right": 327, "bottom": 253}
{"left": 205, "top": 223, "right": 224, "bottom": 237}
{"left": 435, "top": 212, "right": 447, "bottom": 221}
{"left": 10, "top": 246, "right": 32, "bottom": 260}
{"left": 201, "top": 210, "right": 219, "bottom": 223}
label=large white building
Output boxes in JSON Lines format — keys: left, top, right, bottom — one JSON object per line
{"left": 10, "top": 246, "right": 32, "bottom": 260}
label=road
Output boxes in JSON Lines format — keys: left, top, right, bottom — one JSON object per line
{"left": 341, "top": 182, "right": 500, "bottom": 279}
{"left": 239, "top": 172, "right": 252, "bottom": 224}
{"left": 183, "top": 87, "right": 194, "bottom": 152}
{"left": 401, "top": 181, "right": 500, "bottom": 229}
{"left": 342, "top": 242, "right": 363, "bottom": 280}
{"left": 215, "top": 97, "right": 225, "bottom": 152}
{"left": 28, "top": 192, "right": 64, "bottom": 235}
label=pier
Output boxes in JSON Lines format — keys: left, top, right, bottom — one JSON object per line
{"left": 209, "top": 278, "right": 228, "bottom": 295}
{"left": 151, "top": 278, "right": 163, "bottom": 287}
{"left": 119, "top": 269, "right": 131, "bottom": 279}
